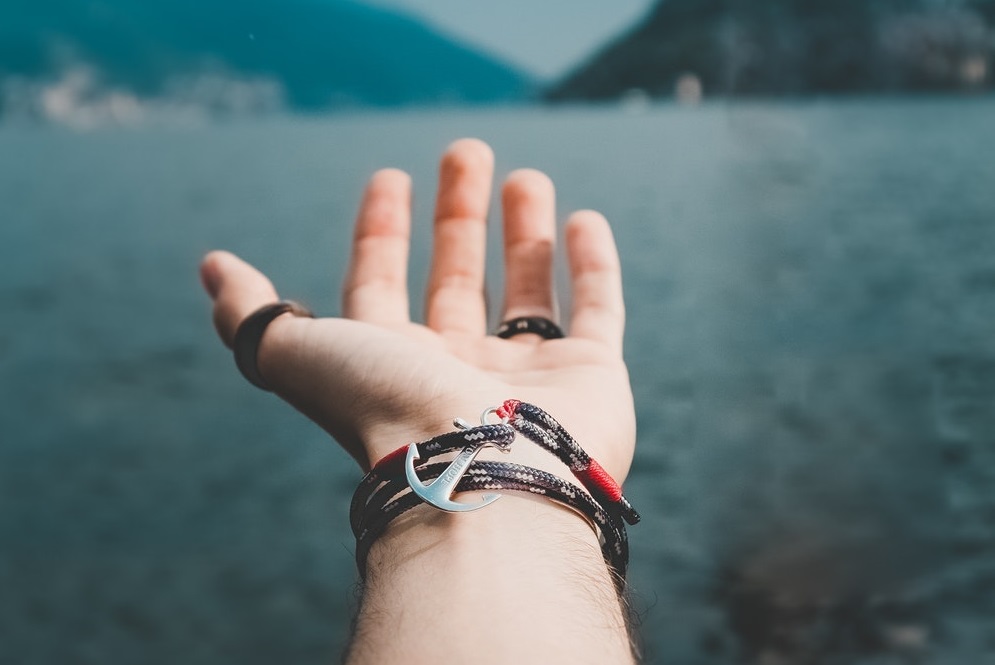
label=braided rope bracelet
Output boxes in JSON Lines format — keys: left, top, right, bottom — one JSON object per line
{"left": 350, "top": 401, "right": 640, "bottom": 582}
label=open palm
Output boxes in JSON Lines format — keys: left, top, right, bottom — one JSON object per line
{"left": 202, "top": 139, "right": 635, "bottom": 481}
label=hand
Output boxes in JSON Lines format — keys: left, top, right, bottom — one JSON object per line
{"left": 200, "top": 138, "right": 635, "bottom": 482}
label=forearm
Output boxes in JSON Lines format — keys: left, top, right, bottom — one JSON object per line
{"left": 347, "top": 488, "right": 635, "bottom": 664}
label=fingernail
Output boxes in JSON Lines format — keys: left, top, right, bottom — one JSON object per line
{"left": 201, "top": 255, "right": 222, "bottom": 299}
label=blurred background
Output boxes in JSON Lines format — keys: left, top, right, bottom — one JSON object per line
{"left": 2, "top": 1, "right": 995, "bottom": 663}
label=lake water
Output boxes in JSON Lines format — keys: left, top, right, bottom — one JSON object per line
{"left": 2, "top": 99, "right": 995, "bottom": 664}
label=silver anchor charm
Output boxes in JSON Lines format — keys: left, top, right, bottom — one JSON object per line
{"left": 404, "top": 408, "right": 508, "bottom": 512}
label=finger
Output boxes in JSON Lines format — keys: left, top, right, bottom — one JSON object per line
{"left": 343, "top": 168, "right": 412, "bottom": 324}
{"left": 565, "top": 210, "right": 625, "bottom": 353}
{"left": 425, "top": 138, "right": 494, "bottom": 336}
{"left": 500, "top": 169, "right": 557, "bottom": 332}
{"left": 200, "top": 250, "right": 280, "bottom": 348}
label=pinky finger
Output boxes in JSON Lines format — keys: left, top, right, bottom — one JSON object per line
{"left": 565, "top": 210, "right": 625, "bottom": 353}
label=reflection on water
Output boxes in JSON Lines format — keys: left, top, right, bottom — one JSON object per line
{"left": 1, "top": 99, "right": 994, "bottom": 664}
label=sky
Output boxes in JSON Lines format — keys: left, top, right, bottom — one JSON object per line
{"left": 360, "top": 0, "right": 657, "bottom": 80}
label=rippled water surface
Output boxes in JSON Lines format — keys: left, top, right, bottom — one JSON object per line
{"left": 2, "top": 99, "right": 995, "bottom": 664}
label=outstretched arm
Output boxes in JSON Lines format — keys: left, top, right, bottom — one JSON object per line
{"left": 200, "top": 139, "right": 638, "bottom": 664}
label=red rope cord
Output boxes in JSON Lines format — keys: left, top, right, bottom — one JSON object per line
{"left": 576, "top": 459, "right": 623, "bottom": 502}
{"left": 372, "top": 445, "right": 408, "bottom": 476}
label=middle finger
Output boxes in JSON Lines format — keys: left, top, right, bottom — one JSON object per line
{"left": 425, "top": 138, "right": 494, "bottom": 336}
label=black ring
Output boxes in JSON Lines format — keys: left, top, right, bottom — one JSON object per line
{"left": 233, "top": 300, "right": 314, "bottom": 391}
{"left": 495, "top": 316, "right": 564, "bottom": 340}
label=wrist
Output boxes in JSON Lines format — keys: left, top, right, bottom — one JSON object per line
{"left": 359, "top": 397, "right": 505, "bottom": 469}
{"left": 355, "top": 400, "right": 637, "bottom": 570}
{"left": 361, "top": 399, "right": 609, "bottom": 485}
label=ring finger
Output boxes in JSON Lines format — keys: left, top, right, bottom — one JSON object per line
{"left": 499, "top": 169, "right": 558, "bottom": 335}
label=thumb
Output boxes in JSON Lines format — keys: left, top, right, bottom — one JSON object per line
{"left": 200, "top": 250, "right": 281, "bottom": 348}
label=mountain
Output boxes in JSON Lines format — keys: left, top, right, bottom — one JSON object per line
{"left": 548, "top": 0, "right": 995, "bottom": 101}
{"left": 0, "top": 0, "right": 532, "bottom": 116}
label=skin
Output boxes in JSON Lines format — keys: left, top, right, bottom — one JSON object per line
{"left": 200, "top": 138, "right": 638, "bottom": 664}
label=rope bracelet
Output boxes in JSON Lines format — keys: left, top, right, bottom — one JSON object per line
{"left": 350, "top": 400, "right": 640, "bottom": 583}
